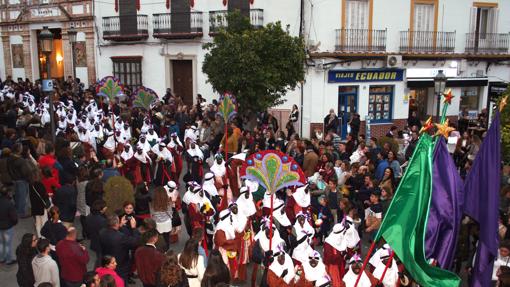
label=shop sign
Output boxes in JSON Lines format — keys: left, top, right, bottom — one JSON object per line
{"left": 328, "top": 69, "right": 404, "bottom": 83}
{"left": 31, "top": 7, "right": 60, "bottom": 18}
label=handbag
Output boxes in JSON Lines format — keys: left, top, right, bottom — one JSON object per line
{"left": 171, "top": 208, "right": 182, "bottom": 227}
{"left": 32, "top": 185, "right": 51, "bottom": 210}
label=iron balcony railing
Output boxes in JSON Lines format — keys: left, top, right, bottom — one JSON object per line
{"left": 102, "top": 15, "right": 149, "bottom": 41}
{"left": 153, "top": 12, "right": 203, "bottom": 38}
{"left": 400, "top": 30, "right": 456, "bottom": 53}
{"left": 335, "top": 28, "right": 387, "bottom": 52}
{"left": 209, "top": 9, "right": 264, "bottom": 34}
{"left": 250, "top": 8, "right": 264, "bottom": 28}
{"left": 465, "top": 33, "right": 510, "bottom": 54}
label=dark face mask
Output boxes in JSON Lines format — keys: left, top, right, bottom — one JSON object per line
{"left": 277, "top": 255, "right": 285, "bottom": 265}
{"left": 353, "top": 264, "right": 361, "bottom": 274}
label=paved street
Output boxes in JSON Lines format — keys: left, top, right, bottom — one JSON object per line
{"left": 0, "top": 212, "right": 190, "bottom": 287}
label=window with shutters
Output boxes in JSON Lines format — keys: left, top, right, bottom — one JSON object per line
{"left": 345, "top": 0, "right": 369, "bottom": 30}
{"left": 466, "top": 4, "right": 504, "bottom": 53}
{"left": 112, "top": 57, "right": 142, "bottom": 91}
{"left": 119, "top": 0, "right": 138, "bottom": 36}
{"left": 470, "top": 6, "right": 498, "bottom": 38}
{"left": 342, "top": 0, "right": 371, "bottom": 50}
{"left": 228, "top": 0, "right": 250, "bottom": 17}
{"left": 413, "top": 3, "right": 434, "bottom": 32}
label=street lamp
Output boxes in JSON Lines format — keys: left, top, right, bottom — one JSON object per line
{"left": 434, "top": 69, "right": 447, "bottom": 123}
{"left": 39, "top": 26, "right": 55, "bottom": 143}
{"left": 67, "top": 26, "right": 77, "bottom": 79}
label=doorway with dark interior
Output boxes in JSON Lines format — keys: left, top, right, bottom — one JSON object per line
{"left": 171, "top": 60, "right": 193, "bottom": 107}
{"left": 338, "top": 86, "right": 358, "bottom": 139}
{"left": 408, "top": 88, "right": 429, "bottom": 121}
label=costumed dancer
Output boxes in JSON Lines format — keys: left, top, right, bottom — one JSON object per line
{"left": 119, "top": 143, "right": 134, "bottom": 176}
{"left": 287, "top": 185, "right": 312, "bottom": 222}
{"left": 152, "top": 142, "right": 173, "bottom": 186}
{"left": 184, "top": 124, "right": 199, "bottom": 149}
{"left": 214, "top": 209, "right": 240, "bottom": 280}
{"left": 342, "top": 255, "right": 376, "bottom": 287}
{"left": 164, "top": 181, "right": 182, "bottom": 243}
{"left": 183, "top": 185, "right": 216, "bottom": 253}
{"left": 371, "top": 248, "right": 399, "bottom": 287}
{"left": 293, "top": 212, "right": 315, "bottom": 241}
{"left": 295, "top": 251, "right": 329, "bottom": 287}
{"left": 203, "top": 172, "right": 221, "bottom": 210}
{"left": 210, "top": 154, "right": 230, "bottom": 211}
{"left": 291, "top": 227, "right": 314, "bottom": 266}
{"left": 90, "top": 122, "right": 104, "bottom": 152}
{"left": 230, "top": 200, "right": 253, "bottom": 282}
{"left": 262, "top": 192, "right": 285, "bottom": 217}
{"left": 168, "top": 133, "right": 184, "bottom": 183}
{"left": 323, "top": 217, "right": 360, "bottom": 287}
{"left": 120, "top": 123, "right": 132, "bottom": 144}
{"left": 185, "top": 141, "right": 204, "bottom": 183}
{"left": 273, "top": 200, "right": 293, "bottom": 247}
{"left": 226, "top": 152, "right": 247, "bottom": 198}
{"left": 133, "top": 144, "right": 152, "bottom": 185}
{"left": 78, "top": 125, "right": 96, "bottom": 162}
{"left": 146, "top": 126, "right": 160, "bottom": 146}
{"left": 267, "top": 244, "right": 296, "bottom": 287}
{"left": 252, "top": 219, "right": 287, "bottom": 287}
{"left": 137, "top": 134, "right": 152, "bottom": 154}
{"left": 101, "top": 129, "right": 117, "bottom": 162}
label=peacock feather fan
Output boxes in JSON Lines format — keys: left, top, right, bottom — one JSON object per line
{"left": 96, "top": 76, "right": 124, "bottom": 104}
{"left": 133, "top": 86, "right": 159, "bottom": 111}
{"left": 240, "top": 150, "right": 306, "bottom": 194}
{"left": 217, "top": 92, "right": 237, "bottom": 122}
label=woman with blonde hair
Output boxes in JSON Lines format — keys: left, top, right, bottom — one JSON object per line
{"left": 151, "top": 186, "right": 173, "bottom": 246}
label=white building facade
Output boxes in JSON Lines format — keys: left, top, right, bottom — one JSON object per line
{"left": 93, "top": 0, "right": 301, "bottom": 109}
{"left": 0, "top": 0, "right": 96, "bottom": 87}
{"left": 302, "top": 0, "right": 510, "bottom": 137}
{"left": 93, "top": 0, "right": 510, "bottom": 138}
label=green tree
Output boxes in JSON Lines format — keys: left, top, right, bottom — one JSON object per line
{"left": 202, "top": 12, "right": 306, "bottom": 113}
{"left": 499, "top": 90, "right": 510, "bottom": 164}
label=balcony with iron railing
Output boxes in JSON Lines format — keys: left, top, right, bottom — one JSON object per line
{"left": 335, "top": 29, "right": 387, "bottom": 52}
{"left": 209, "top": 9, "right": 264, "bottom": 35}
{"left": 400, "top": 30, "right": 456, "bottom": 53}
{"left": 153, "top": 12, "right": 203, "bottom": 39}
{"left": 102, "top": 15, "right": 149, "bottom": 41}
{"left": 465, "top": 33, "right": 510, "bottom": 54}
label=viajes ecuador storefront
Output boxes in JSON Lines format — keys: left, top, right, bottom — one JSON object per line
{"left": 302, "top": 65, "right": 407, "bottom": 139}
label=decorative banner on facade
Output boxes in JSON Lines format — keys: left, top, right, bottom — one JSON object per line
{"left": 328, "top": 69, "right": 404, "bottom": 83}
{"left": 11, "top": 44, "right": 24, "bottom": 68}
{"left": 74, "top": 42, "right": 87, "bottom": 67}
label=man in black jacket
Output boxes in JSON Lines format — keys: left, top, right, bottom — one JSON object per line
{"left": 8, "top": 143, "right": 32, "bottom": 217}
{"left": 53, "top": 174, "right": 77, "bottom": 228}
{"left": 86, "top": 200, "right": 108, "bottom": 267}
{"left": 0, "top": 184, "right": 18, "bottom": 264}
{"left": 99, "top": 214, "right": 139, "bottom": 283}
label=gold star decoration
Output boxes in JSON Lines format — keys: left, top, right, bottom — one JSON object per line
{"left": 443, "top": 89, "right": 454, "bottom": 105}
{"left": 500, "top": 95, "right": 508, "bottom": 112}
{"left": 419, "top": 117, "right": 434, "bottom": 134}
{"left": 435, "top": 119, "right": 455, "bottom": 139}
